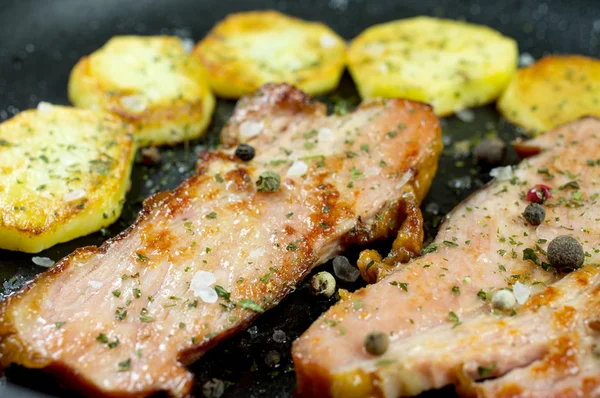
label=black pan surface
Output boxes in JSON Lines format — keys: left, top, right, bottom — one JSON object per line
{"left": 0, "top": 0, "right": 598, "bottom": 397}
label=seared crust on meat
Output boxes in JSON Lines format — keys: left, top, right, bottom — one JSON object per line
{"left": 0, "top": 84, "right": 441, "bottom": 398}
{"left": 69, "top": 36, "right": 215, "bottom": 147}
{"left": 293, "top": 117, "right": 600, "bottom": 397}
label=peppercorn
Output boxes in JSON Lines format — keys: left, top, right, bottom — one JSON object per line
{"left": 364, "top": 331, "right": 389, "bottom": 356}
{"left": 256, "top": 171, "right": 280, "bottom": 192}
{"left": 522, "top": 203, "right": 545, "bottom": 225}
{"left": 235, "top": 144, "right": 255, "bottom": 161}
{"left": 310, "top": 271, "right": 336, "bottom": 297}
{"left": 547, "top": 235, "right": 584, "bottom": 272}
{"left": 491, "top": 289, "right": 515, "bottom": 311}
{"left": 473, "top": 137, "right": 506, "bottom": 167}
{"left": 526, "top": 184, "right": 552, "bottom": 203}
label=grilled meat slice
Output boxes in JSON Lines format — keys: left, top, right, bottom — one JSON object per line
{"left": 0, "top": 84, "right": 442, "bottom": 398}
{"left": 293, "top": 117, "right": 600, "bottom": 397}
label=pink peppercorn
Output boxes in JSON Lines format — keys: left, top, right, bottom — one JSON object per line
{"left": 527, "top": 184, "right": 552, "bottom": 203}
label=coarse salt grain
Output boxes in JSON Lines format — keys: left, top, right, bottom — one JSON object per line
{"left": 489, "top": 166, "right": 513, "bottom": 181}
{"left": 190, "top": 270, "right": 218, "bottom": 303}
{"left": 64, "top": 189, "right": 86, "bottom": 202}
{"left": 287, "top": 161, "right": 308, "bottom": 177}
{"left": 32, "top": 256, "right": 55, "bottom": 267}
{"left": 317, "top": 127, "right": 333, "bottom": 142}
{"left": 456, "top": 109, "right": 475, "bottom": 123}
{"left": 37, "top": 102, "right": 54, "bottom": 114}
{"left": 181, "top": 38, "right": 195, "bottom": 54}
{"left": 395, "top": 170, "right": 413, "bottom": 189}
{"left": 518, "top": 53, "right": 535, "bottom": 67}
{"left": 513, "top": 281, "right": 530, "bottom": 305}
{"left": 319, "top": 34, "right": 337, "bottom": 48}
{"left": 536, "top": 224, "right": 559, "bottom": 241}
{"left": 120, "top": 95, "right": 147, "bottom": 113}
{"left": 239, "top": 121, "right": 264, "bottom": 139}
{"left": 88, "top": 280, "right": 103, "bottom": 289}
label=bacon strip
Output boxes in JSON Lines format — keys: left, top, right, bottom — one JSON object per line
{"left": 0, "top": 84, "right": 442, "bottom": 397}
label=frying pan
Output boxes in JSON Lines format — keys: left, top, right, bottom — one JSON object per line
{"left": 0, "top": 0, "right": 598, "bottom": 397}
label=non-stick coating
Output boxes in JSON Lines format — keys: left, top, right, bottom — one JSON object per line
{"left": 0, "top": 0, "right": 598, "bottom": 397}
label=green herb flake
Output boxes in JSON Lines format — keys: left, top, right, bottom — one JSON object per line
{"left": 139, "top": 314, "right": 155, "bottom": 323}
{"left": 54, "top": 321, "right": 65, "bottom": 328}
{"left": 452, "top": 286, "right": 460, "bottom": 296}
{"left": 477, "top": 364, "right": 496, "bottom": 378}
{"left": 237, "top": 299, "right": 265, "bottom": 313}
{"left": 559, "top": 181, "right": 580, "bottom": 190}
{"left": 286, "top": 243, "right": 298, "bottom": 251}
{"left": 303, "top": 129, "right": 318, "bottom": 139}
{"left": 448, "top": 311, "right": 461, "bottom": 327}
{"left": 206, "top": 211, "right": 217, "bottom": 219}
{"left": 443, "top": 240, "right": 459, "bottom": 247}
{"left": 96, "top": 333, "right": 109, "bottom": 343}
{"left": 215, "top": 285, "right": 231, "bottom": 300}
{"left": 352, "top": 300, "right": 364, "bottom": 310}
{"left": 477, "top": 290, "right": 487, "bottom": 301}
{"left": 304, "top": 141, "right": 316, "bottom": 150}
{"left": 421, "top": 243, "right": 438, "bottom": 254}
{"left": 375, "top": 359, "right": 396, "bottom": 367}
{"left": 523, "top": 248, "right": 541, "bottom": 267}
{"left": 285, "top": 212, "right": 294, "bottom": 218}
{"left": 117, "top": 358, "right": 131, "bottom": 372}
{"left": 350, "top": 166, "right": 364, "bottom": 180}
{"left": 135, "top": 252, "right": 149, "bottom": 262}
{"left": 256, "top": 171, "right": 281, "bottom": 192}
{"left": 115, "top": 308, "right": 128, "bottom": 321}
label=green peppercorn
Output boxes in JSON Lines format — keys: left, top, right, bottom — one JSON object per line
{"left": 522, "top": 203, "right": 545, "bottom": 225}
{"left": 547, "top": 235, "right": 584, "bottom": 272}
{"left": 364, "top": 331, "right": 389, "bottom": 356}
{"left": 256, "top": 171, "right": 280, "bottom": 192}
{"left": 310, "top": 271, "right": 336, "bottom": 297}
{"left": 235, "top": 144, "right": 255, "bottom": 161}
{"left": 491, "top": 289, "right": 515, "bottom": 311}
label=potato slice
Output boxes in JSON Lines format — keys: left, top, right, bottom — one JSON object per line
{"left": 348, "top": 16, "right": 518, "bottom": 116}
{"left": 193, "top": 10, "right": 346, "bottom": 98}
{"left": 69, "top": 36, "right": 215, "bottom": 147}
{"left": 0, "top": 104, "right": 135, "bottom": 253}
{"left": 498, "top": 55, "right": 600, "bottom": 133}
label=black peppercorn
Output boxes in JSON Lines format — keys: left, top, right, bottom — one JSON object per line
{"left": 547, "top": 235, "right": 584, "bottom": 272}
{"left": 235, "top": 144, "right": 255, "bottom": 161}
{"left": 522, "top": 203, "right": 545, "bottom": 225}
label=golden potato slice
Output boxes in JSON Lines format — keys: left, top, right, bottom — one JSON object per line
{"left": 193, "top": 10, "right": 346, "bottom": 98}
{"left": 348, "top": 16, "right": 518, "bottom": 116}
{"left": 69, "top": 36, "right": 215, "bottom": 147}
{"left": 0, "top": 104, "right": 135, "bottom": 253}
{"left": 498, "top": 55, "right": 600, "bottom": 134}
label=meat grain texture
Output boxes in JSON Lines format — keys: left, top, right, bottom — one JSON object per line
{"left": 293, "top": 117, "right": 600, "bottom": 397}
{"left": 0, "top": 84, "right": 442, "bottom": 397}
